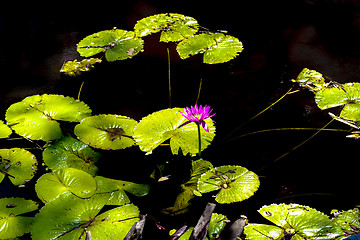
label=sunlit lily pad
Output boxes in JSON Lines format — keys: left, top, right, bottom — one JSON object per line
{"left": 0, "top": 197, "right": 39, "bottom": 239}
{"left": 31, "top": 192, "right": 140, "bottom": 240}
{"left": 74, "top": 114, "right": 137, "bottom": 150}
{"left": 106, "top": 178, "right": 150, "bottom": 197}
{"left": 94, "top": 176, "right": 131, "bottom": 206}
{"left": 0, "top": 120, "right": 12, "bottom": 138}
{"left": 35, "top": 168, "right": 97, "bottom": 203}
{"left": 331, "top": 208, "right": 360, "bottom": 233}
{"left": 60, "top": 58, "right": 102, "bottom": 76}
{"left": 133, "top": 108, "right": 215, "bottom": 155}
{"left": 197, "top": 165, "right": 259, "bottom": 204}
{"left": 5, "top": 94, "right": 91, "bottom": 141}
{"left": 291, "top": 68, "right": 327, "bottom": 92}
{"left": 77, "top": 29, "right": 144, "bottom": 61}
{"left": 244, "top": 203, "right": 343, "bottom": 239}
{"left": 134, "top": 13, "right": 199, "bottom": 42}
{"left": 176, "top": 32, "right": 243, "bottom": 64}
{"left": 0, "top": 148, "right": 37, "bottom": 186}
{"left": 208, "top": 213, "right": 228, "bottom": 240}
{"left": 315, "top": 82, "right": 360, "bottom": 121}
{"left": 43, "top": 136, "right": 100, "bottom": 175}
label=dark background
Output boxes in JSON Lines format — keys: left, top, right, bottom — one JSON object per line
{"left": 1, "top": 0, "right": 360, "bottom": 234}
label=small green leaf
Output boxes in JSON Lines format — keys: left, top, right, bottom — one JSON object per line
{"left": 331, "top": 208, "right": 360, "bottom": 232}
{"left": 244, "top": 224, "right": 283, "bottom": 240}
{"left": 133, "top": 108, "right": 215, "bottom": 155}
{"left": 134, "top": 13, "right": 199, "bottom": 42}
{"left": 60, "top": 58, "right": 102, "bottom": 76}
{"left": 5, "top": 94, "right": 91, "bottom": 141}
{"left": 31, "top": 193, "right": 139, "bottom": 240}
{"left": 77, "top": 29, "right": 144, "bottom": 61}
{"left": 176, "top": 32, "right": 243, "bottom": 64}
{"left": 0, "top": 148, "right": 37, "bottom": 186}
{"left": 178, "top": 227, "right": 194, "bottom": 240}
{"left": 0, "top": 197, "right": 38, "bottom": 239}
{"left": 197, "top": 165, "right": 259, "bottom": 204}
{"left": 43, "top": 136, "right": 100, "bottom": 175}
{"left": 35, "top": 168, "right": 97, "bottom": 203}
{"left": 0, "top": 120, "right": 12, "bottom": 139}
{"left": 208, "top": 213, "right": 228, "bottom": 240}
{"left": 74, "top": 114, "right": 137, "bottom": 150}
{"left": 291, "top": 68, "right": 327, "bottom": 92}
{"left": 315, "top": 83, "right": 360, "bottom": 121}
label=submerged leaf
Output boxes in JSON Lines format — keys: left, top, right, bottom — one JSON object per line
{"left": 60, "top": 58, "right": 102, "bottom": 76}
{"left": 0, "top": 120, "right": 12, "bottom": 139}
{"left": 134, "top": 13, "right": 199, "bottom": 42}
{"left": 35, "top": 168, "right": 97, "bottom": 203}
{"left": 74, "top": 114, "right": 137, "bottom": 150}
{"left": 0, "top": 197, "right": 38, "bottom": 239}
{"left": 315, "top": 83, "right": 360, "bottom": 121}
{"left": 5, "top": 94, "right": 91, "bottom": 141}
{"left": 77, "top": 29, "right": 144, "bottom": 61}
{"left": 133, "top": 108, "right": 215, "bottom": 155}
{"left": 31, "top": 193, "right": 139, "bottom": 240}
{"left": 244, "top": 203, "right": 343, "bottom": 240}
{"left": 176, "top": 32, "right": 243, "bottom": 64}
{"left": 0, "top": 148, "right": 37, "bottom": 186}
{"left": 197, "top": 165, "right": 259, "bottom": 204}
{"left": 43, "top": 136, "right": 100, "bottom": 175}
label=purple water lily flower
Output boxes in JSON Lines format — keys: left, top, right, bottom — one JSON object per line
{"left": 179, "top": 104, "right": 215, "bottom": 132}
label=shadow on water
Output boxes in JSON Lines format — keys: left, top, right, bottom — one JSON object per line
{"left": 1, "top": 0, "right": 360, "bottom": 234}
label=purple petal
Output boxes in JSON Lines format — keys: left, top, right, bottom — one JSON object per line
{"left": 178, "top": 120, "right": 192, "bottom": 129}
{"left": 200, "top": 121, "right": 209, "bottom": 132}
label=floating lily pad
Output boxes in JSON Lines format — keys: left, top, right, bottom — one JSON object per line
{"left": 315, "top": 83, "right": 360, "bottom": 121}
{"left": 106, "top": 178, "right": 150, "bottom": 197}
{"left": 176, "top": 32, "right": 243, "bottom": 64}
{"left": 133, "top": 108, "right": 215, "bottom": 155}
{"left": 74, "top": 114, "right": 137, "bottom": 150}
{"left": 77, "top": 29, "right": 144, "bottom": 61}
{"left": 197, "top": 165, "right": 259, "bottom": 204}
{"left": 0, "top": 148, "right": 37, "bottom": 186}
{"left": 244, "top": 203, "right": 343, "bottom": 239}
{"left": 292, "top": 68, "right": 327, "bottom": 92}
{"left": 94, "top": 176, "right": 131, "bottom": 206}
{"left": 60, "top": 58, "right": 102, "bottom": 76}
{"left": 5, "top": 94, "right": 91, "bottom": 141}
{"left": 134, "top": 13, "right": 199, "bottom": 42}
{"left": 43, "top": 136, "right": 100, "bottom": 175}
{"left": 0, "top": 197, "right": 39, "bottom": 239}
{"left": 0, "top": 120, "right": 12, "bottom": 139}
{"left": 35, "top": 168, "right": 97, "bottom": 203}
{"left": 331, "top": 208, "right": 360, "bottom": 233}
{"left": 31, "top": 192, "right": 139, "bottom": 240}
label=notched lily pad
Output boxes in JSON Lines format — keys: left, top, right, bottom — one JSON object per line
{"left": 74, "top": 114, "right": 137, "bottom": 150}
{"left": 5, "top": 94, "right": 91, "bottom": 141}
{"left": 43, "top": 136, "right": 100, "bottom": 175}
{"left": 176, "top": 32, "right": 243, "bottom": 64}
{"left": 0, "top": 197, "right": 39, "bottom": 239}
{"left": 0, "top": 148, "right": 37, "bottom": 186}
{"left": 197, "top": 165, "right": 259, "bottom": 204}
{"left": 134, "top": 13, "right": 199, "bottom": 42}
{"left": 77, "top": 29, "right": 144, "bottom": 61}
{"left": 60, "top": 58, "right": 102, "bottom": 76}
{"left": 133, "top": 108, "right": 215, "bottom": 155}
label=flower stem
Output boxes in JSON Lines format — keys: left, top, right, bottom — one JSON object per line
{"left": 196, "top": 122, "right": 202, "bottom": 157}
{"left": 167, "top": 44, "right": 171, "bottom": 108}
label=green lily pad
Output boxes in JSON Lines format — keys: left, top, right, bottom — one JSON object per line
{"left": 176, "top": 32, "right": 243, "bottom": 64}
{"left": 0, "top": 197, "right": 39, "bottom": 239}
{"left": 0, "top": 120, "right": 12, "bottom": 139}
{"left": 31, "top": 192, "right": 140, "bottom": 240}
{"left": 331, "top": 208, "right": 360, "bottom": 232}
{"left": 74, "top": 114, "right": 137, "bottom": 150}
{"left": 315, "top": 82, "right": 360, "bottom": 121}
{"left": 208, "top": 213, "right": 228, "bottom": 240}
{"left": 35, "top": 168, "right": 97, "bottom": 203}
{"left": 77, "top": 29, "right": 144, "bottom": 61}
{"left": 60, "top": 58, "right": 102, "bottom": 76}
{"left": 197, "top": 165, "right": 259, "bottom": 204}
{"left": 43, "top": 136, "right": 101, "bottom": 175}
{"left": 94, "top": 176, "right": 131, "bottom": 206}
{"left": 0, "top": 148, "right": 37, "bottom": 186}
{"left": 134, "top": 13, "right": 199, "bottom": 42}
{"left": 5, "top": 94, "right": 91, "bottom": 141}
{"left": 133, "top": 108, "right": 215, "bottom": 155}
{"left": 106, "top": 178, "right": 150, "bottom": 197}
{"left": 291, "top": 68, "right": 327, "bottom": 92}
{"left": 244, "top": 203, "right": 343, "bottom": 239}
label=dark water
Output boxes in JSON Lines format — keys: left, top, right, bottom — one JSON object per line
{"left": 1, "top": 0, "right": 360, "bottom": 237}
